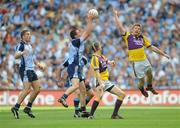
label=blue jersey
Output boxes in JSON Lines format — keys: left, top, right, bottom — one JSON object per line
{"left": 61, "top": 56, "right": 87, "bottom": 69}
{"left": 16, "top": 42, "right": 35, "bottom": 71}
{"left": 68, "top": 38, "right": 85, "bottom": 66}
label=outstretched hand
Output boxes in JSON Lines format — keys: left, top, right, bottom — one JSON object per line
{"left": 87, "top": 12, "right": 94, "bottom": 21}
{"left": 37, "top": 62, "right": 46, "bottom": 71}
{"left": 108, "top": 60, "right": 116, "bottom": 66}
{"left": 112, "top": 8, "right": 120, "bottom": 16}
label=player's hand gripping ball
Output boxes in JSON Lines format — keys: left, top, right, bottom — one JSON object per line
{"left": 88, "top": 9, "right": 98, "bottom": 18}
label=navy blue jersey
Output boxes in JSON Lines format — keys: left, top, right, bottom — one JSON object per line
{"left": 61, "top": 56, "right": 87, "bottom": 69}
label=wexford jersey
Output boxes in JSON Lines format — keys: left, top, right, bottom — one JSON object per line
{"left": 90, "top": 54, "right": 109, "bottom": 80}
{"left": 122, "top": 32, "right": 151, "bottom": 61}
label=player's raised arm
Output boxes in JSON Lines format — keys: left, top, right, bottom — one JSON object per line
{"left": 81, "top": 10, "right": 96, "bottom": 41}
{"left": 113, "top": 8, "right": 126, "bottom": 35}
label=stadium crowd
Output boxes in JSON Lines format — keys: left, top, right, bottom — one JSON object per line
{"left": 0, "top": 0, "right": 179, "bottom": 90}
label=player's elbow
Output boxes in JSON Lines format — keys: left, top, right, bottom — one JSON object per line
{"left": 150, "top": 45, "right": 159, "bottom": 53}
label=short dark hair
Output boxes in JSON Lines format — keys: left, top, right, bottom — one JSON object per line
{"left": 70, "top": 26, "right": 77, "bottom": 39}
{"left": 21, "top": 30, "right": 29, "bottom": 38}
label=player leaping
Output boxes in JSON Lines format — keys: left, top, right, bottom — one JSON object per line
{"left": 58, "top": 11, "right": 96, "bottom": 113}
{"left": 113, "top": 8, "right": 170, "bottom": 97}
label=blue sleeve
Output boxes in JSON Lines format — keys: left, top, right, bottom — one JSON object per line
{"left": 16, "top": 43, "right": 24, "bottom": 52}
{"left": 71, "top": 38, "right": 81, "bottom": 48}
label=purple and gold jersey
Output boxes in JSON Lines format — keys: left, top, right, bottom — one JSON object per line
{"left": 122, "top": 32, "right": 151, "bottom": 61}
{"left": 90, "top": 54, "right": 109, "bottom": 80}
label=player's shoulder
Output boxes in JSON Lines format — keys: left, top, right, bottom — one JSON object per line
{"left": 92, "top": 54, "right": 100, "bottom": 59}
{"left": 141, "top": 34, "right": 149, "bottom": 41}
{"left": 16, "top": 41, "right": 25, "bottom": 51}
{"left": 122, "top": 31, "right": 130, "bottom": 37}
{"left": 71, "top": 38, "right": 81, "bottom": 48}
{"left": 91, "top": 54, "right": 98, "bottom": 62}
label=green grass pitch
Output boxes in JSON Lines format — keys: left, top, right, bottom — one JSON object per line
{"left": 0, "top": 106, "right": 180, "bottom": 128}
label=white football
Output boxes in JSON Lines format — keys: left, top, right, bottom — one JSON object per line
{"left": 88, "top": 9, "right": 98, "bottom": 18}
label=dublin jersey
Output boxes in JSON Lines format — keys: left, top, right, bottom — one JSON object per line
{"left": 61, "top": 56, "right": 88, "bottom": 69}
{"left": 67, "top": 37, "right": 85, "bottom": 66}
{"left": 15, "top": 41, "right": 38, "bottom": 82}
{"left": 16, "top": 42, "right": 35, "bottom": 71}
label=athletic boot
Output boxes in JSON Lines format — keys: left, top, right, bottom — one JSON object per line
{"left": 11, "top": 107, "right": 19, "bottom": 119}
{"left": 23, "top": 107, "right": 35, "bottom": 118}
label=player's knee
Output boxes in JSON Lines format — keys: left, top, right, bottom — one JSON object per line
{"left": 122, "top": 92, "right": 126, "bottom": 99}
{"left": 79, "top": 87, "right": 86, "bottom": 94}
{"left": 95, "top": 96, "right": 102, "bottom": 102}
{"left": 118, "top": 92, "right": 126, "bottom": 101}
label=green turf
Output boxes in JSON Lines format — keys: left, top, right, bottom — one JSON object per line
{"left": 0, "top": 106, "right": 180, "bottom": 128}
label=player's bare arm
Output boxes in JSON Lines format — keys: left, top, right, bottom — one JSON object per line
{"left": 107, "top": 60, "right": 115, "bottom": 66}
{"left": 94, "top": 68, "right": 103, "bottom": 86}
{"left": 148, "top": 45, "right": 170, "bottom": 59}
{"left": 85, "top": 64, "right": 94, "bottom": 84}
{"left": 34, "top": 61, "right": 46, "bottom": 71}
{"left": 94, "top": 69, "right": 104, "bottom": 97}
{"left": 14, "top": 51, "right": 23, "bottom": 59}
{"left": 81, "top": 13, "right": 94, "bottom": 41}
{"left": 56, "top": 68, "right": 63, "bottom": 81}
{"left": 14, "top": 50, "right": 28, "bottom": 59}
{"left": 55, "top": 67, "right": 67, "bottom": 86}
{"left": 113, "top": 8, "right": 126, "bottom": 35}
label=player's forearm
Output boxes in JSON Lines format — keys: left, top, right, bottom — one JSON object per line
{"left": 150, "top": 46, "right": 166, "bottom": 56}
{"left": 56, "top": 69, "right": 62, "bottom": 81}
{"left": 82, "top": 19, "right": 94, "bottom": 40}
{"left": 107, "top": 60, "right": 115, "bottom": 66}
{"left": 86, "top": 65, "right": 94, "bottom": 80}
{"left": 34, "top": 60, "right": 40, "bottom": 66}
{"left": 14, "top": 51, "right": 23, "bottom": 59}
{"left": 114, "top": 15, "right": 126, "bottom": 35}
{"left": 95, "top": 71, "right": 103, "bottom": 85}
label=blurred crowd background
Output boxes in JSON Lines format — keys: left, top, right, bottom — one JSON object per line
{"left": 0, "top": 0, "right": 179, "bottom": 90}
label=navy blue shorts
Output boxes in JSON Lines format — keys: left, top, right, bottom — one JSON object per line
{"left": 67, "top": 63, "right": 85, "bottom": 82}
{"left": 19, "top": 69, "right": 38, "bottom": 82}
